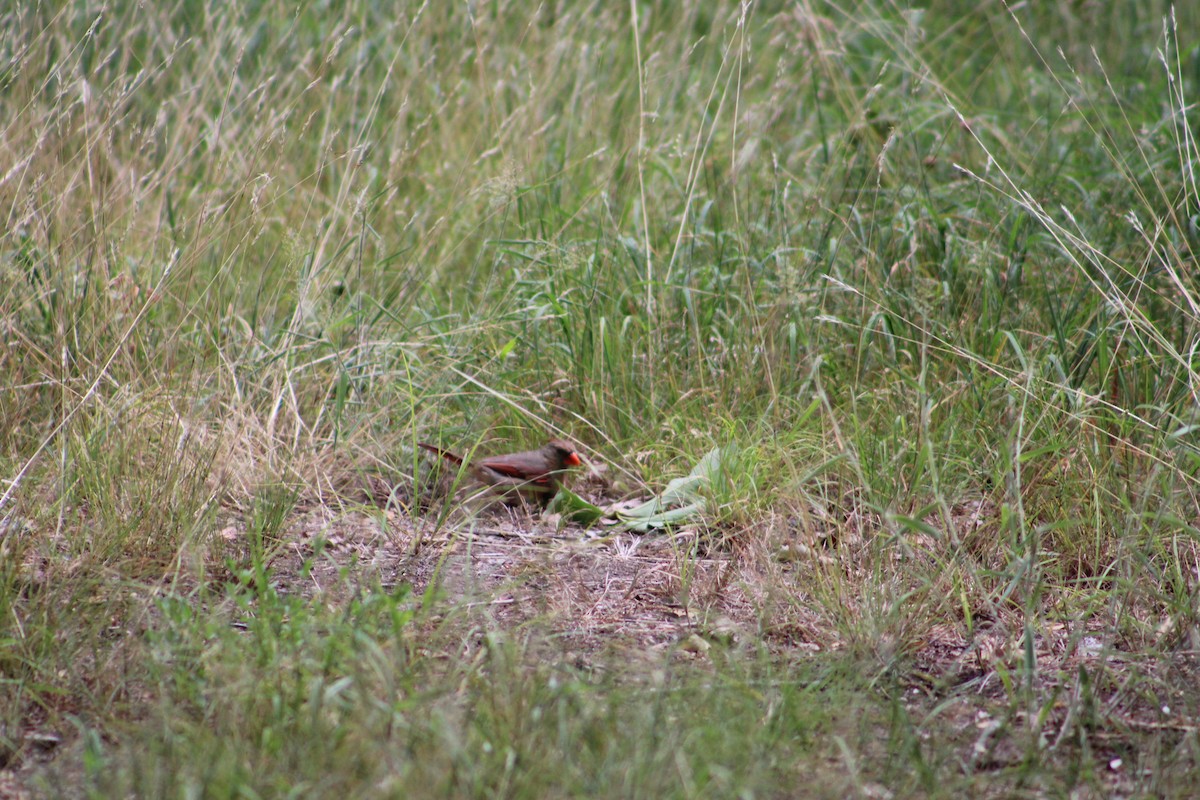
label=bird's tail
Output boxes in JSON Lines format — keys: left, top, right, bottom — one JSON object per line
{"left": 418, "top": 443, "right": 465, "bottom": 465}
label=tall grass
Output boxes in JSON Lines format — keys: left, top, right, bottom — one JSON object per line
{"left": 3, "top": 0, "right": 1200, "bottom": 795}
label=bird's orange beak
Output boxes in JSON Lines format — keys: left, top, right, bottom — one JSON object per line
{"left": 565, "top": 452, "right": 582, "bottom": 467}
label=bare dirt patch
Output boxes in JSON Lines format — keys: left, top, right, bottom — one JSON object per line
{"left": 259, "top": 506, "right": 830, "bottom": 662}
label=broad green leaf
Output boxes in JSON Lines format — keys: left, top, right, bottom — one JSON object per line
{"left": 549, "top": 487, "right": 606, "bottom": 526}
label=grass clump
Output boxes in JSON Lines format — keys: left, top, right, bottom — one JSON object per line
{"left": 50, "top": 575, "right": 852, "bottom": 799}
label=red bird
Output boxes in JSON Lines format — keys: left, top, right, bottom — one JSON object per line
{"left": 418, "top": 440, "right": 583, "bottom": 505}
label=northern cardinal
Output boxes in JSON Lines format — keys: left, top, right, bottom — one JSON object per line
{"left": 418, "top": 439, "right": 583, "bottom": 505}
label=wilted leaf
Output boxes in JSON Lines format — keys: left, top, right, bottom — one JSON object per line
{"left": 612, "top": 444, "right": 733, "bottom": 532}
